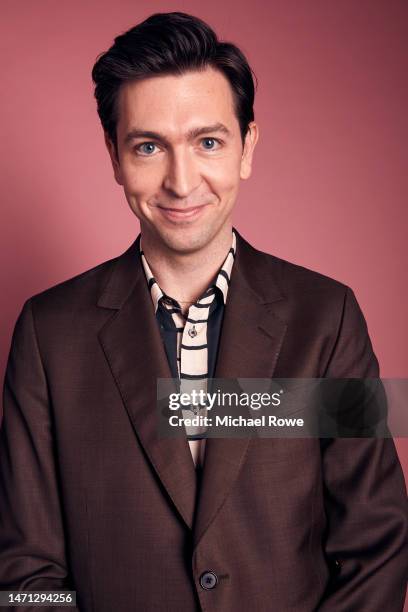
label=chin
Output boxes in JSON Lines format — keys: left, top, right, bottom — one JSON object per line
{"left": 158, "top": 225, "right": 217, "bottom": 254}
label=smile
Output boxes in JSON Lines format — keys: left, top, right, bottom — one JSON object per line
{"left": 156, "top": 204, "right": 209, "bottom": 222}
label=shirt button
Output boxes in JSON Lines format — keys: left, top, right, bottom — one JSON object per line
{"left": 188, "top": 325, "right": 198, "bottom": 338}
{"left": 199, "top": 571, "right": 218, "bottom": 590}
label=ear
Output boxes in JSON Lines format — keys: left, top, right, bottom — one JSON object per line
{"left": 240, "top": 122, "right": 259, "bottom": 180}
{"left": 104, "top": 132, "right": 124, "bottom": 186}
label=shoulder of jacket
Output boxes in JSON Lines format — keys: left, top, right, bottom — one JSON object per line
{"left": 252, "top": 245, "right": 349, "bottom": 301}
{"left": 26, "top": 254, "right": 120, "bottom": 314}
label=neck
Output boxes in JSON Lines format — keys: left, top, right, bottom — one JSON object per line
{"left": 140, "top": 224, "right": 233, "bottom": 305}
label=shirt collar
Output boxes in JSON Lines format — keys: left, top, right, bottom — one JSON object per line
{"left": 140, "top": 230, "right": 237, "bottom": 314}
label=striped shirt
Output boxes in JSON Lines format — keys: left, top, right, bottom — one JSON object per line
{"left": 140, "top": 231, "right": 236, "bottom": 469}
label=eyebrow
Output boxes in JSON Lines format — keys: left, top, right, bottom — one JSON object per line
{"left": 124, "top": 122, "right": 231, "bottom": 146}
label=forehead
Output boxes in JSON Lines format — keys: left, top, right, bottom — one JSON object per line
{"left": 116, "top": 67, "right": 239, "bottom": 136}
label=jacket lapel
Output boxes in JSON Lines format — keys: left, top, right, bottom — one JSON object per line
{"left": 192, "top": 230, "right": 287, "bottom": 547}
{"left": 96, "top": 229, "right": 287, "bottom": 543}
{"left": 97, "top": 237, "right": 198, "bottom": 530}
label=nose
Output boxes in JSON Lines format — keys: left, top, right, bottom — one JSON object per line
{"left": 163, "top": 147, "right": 201, "bottom": 199}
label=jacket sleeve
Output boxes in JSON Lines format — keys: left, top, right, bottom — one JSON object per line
{"left": 318, "top": 287, "right": 408, "bottom": 611}
{"left": 0, "top": 299, "right": 80, "bottom": 611}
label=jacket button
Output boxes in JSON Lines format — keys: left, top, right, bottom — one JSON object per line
{"left": 200, "top": 571, "right": 218, "bottom": 590}
{"left": 331, "top": 558, "right": 341, "bottom": 575}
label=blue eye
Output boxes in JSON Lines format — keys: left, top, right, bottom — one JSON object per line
{"left": 201, "top": 138, "right": 219, "bottom": 150}
{"left": 138, "top": 142, "right": 157, "bottom": 155}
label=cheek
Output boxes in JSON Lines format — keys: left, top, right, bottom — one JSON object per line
{"left": 122, "top": 163, "right": 163, "bottom": 200}
{"left": 203, "top": 155, "right": 242, "bottom": 194}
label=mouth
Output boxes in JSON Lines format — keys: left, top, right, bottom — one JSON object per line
{"left": 156, "top": 204, "right": 209, "bottom": 222}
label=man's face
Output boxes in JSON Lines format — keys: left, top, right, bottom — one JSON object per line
{"left": 106, "top": 66, "right": 258, "bottom": 254}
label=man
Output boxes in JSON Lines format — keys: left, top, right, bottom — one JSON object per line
{"left": 0, "top": 11, "right": 406, "bottom": 612}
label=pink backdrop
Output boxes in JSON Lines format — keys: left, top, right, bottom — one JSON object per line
{"left": 1, "top": 0, "right": 407, "bottom": 604}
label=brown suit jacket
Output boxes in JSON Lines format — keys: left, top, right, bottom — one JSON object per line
{"left": 1, "top": 229, "right": 407, "bottom": 611}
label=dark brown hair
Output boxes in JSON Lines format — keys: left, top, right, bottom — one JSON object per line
{"left": 91, "top": 12, "right": 257, "bottom": 152}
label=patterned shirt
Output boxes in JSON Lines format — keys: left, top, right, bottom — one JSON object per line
{"left": 140, "top": 231, "right": 236, "bottom": 469}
